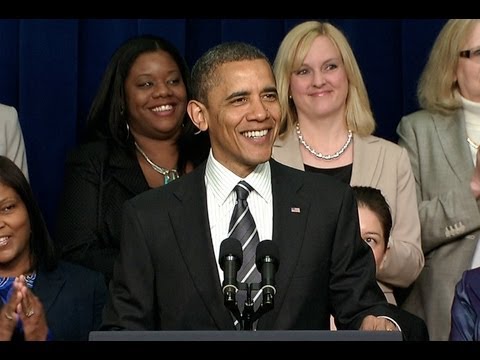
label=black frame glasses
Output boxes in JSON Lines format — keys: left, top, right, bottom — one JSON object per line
{"left": 459, "top": 46, "right": 480, "bottom": 63}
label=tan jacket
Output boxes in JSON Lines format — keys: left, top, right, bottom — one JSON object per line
{"left": 273, "top": 129, "right": 424, "bottom": 306}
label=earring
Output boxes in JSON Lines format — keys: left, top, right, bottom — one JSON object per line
{"left": 194, "top": 128, "right": 202, "bottom": 135}
{"left": 288, "top": 95, "right": 293, "bottom": 99}
{"left": 120, "top": 106, "right": 124, "bottom": 116}
{"left": 126, "top": 122, "right": 130, "bottom": 140}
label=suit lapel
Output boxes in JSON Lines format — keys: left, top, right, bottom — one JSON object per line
{"left": 32, "top": 266, "right": 65, "bottom": 313}
{"left": 169, "top": 165, "right": 234, "bottom": 329}
{"left": 351, "top": 134, "right": 383, "bottom": 186}
{"left": 258, "top": 160, "right": 309, "bottom": 329}
{"left": 109, "top": 146, "right": 149, "bottom": 195}
{"left": 435, "top": 112, "right": 473, "bottom": 184}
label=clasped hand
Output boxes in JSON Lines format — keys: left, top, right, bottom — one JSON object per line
{"left": 0, "top": 275, "right": 48, "bottom": 341}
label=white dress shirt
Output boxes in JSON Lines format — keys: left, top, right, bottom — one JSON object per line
{"left": 204, "top": 149, "right": 273, "bottom": 283}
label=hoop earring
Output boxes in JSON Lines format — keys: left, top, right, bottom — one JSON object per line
{"left": 126, "top": 122, "right": 130, "bottom": 140}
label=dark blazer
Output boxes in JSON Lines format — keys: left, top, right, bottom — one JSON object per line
{"left": 34, "top": 261, "right": 107, "bottom": 341}
{"left": 102, "top": 159, "right": 425, "bottom": 338}
{"left": 450, "top": 268, "right": 480, "bottom": 341}
{"left": 56, "top": 141, "right": 150, "bottom": 284}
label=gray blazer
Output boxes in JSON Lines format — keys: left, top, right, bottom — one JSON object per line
{"left": 272, "top": 129, "right": 424, "bottom": 305}
{"left": 0, "top": 103, "right": 29, "bottom": 180}
{"left": 397, "top": 109, "right": 480, "bottom": 341}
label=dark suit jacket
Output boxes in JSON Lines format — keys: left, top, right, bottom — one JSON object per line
{"left": 449, "top": 268, "right": 480, "bottom": 341}
{"left": 33, "top": 261, "right": 107, "bottom": 341}
{"left": 102, "top": 159, "right": 425, "bottom": 338}
{"left": 56, "top": 141, "right": 150, "bottom": 284}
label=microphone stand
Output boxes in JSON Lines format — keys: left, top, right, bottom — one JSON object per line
{"left": 236, "top": 282, "right": 275, "bottom": 330}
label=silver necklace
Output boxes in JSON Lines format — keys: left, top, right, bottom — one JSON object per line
{"left": 467, "top": 137, "right": 479, "bottom": 150}
{"left": 134, "top": 142, "right": 179, "bottom": 184}
{"left": 295, "top": 122, "right": 353, "bottom": 161}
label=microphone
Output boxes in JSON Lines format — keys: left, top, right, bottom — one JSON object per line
{"left": 255, "top": 240, "right": 279, "bottom": 306}
{"left": 219, "top": 238, "right": 243, "bottom": 304}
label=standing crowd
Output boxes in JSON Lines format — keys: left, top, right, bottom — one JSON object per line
{"left": 1, "top": 18, "right": 479, "bottom": 341}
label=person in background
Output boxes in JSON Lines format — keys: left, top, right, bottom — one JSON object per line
{"left": 331, "top": 185, "right": 394, "bottom": 330}
{"left": 353, "top": 186, "right": 393, "bottom": 302}
{"left": 0, "top": 103, "right": 29, "bottom": 180}
{"left": 272, "top": 20, "right": 423, "bottom": 306}
{"left": 397, "top": 19, "right": 480, "bottom": 341}
{"left": 450, "top": 267, "right": 480, "bottom": 341}
{"left": 55, "top": 35, "right": 210, "bottom": 285}
{"left": 0, "top": 156, "right": 106, "bottom": 341}
{"left": 101, "top": 41, "right": 429, "bottom": 340}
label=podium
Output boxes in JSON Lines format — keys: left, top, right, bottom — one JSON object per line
{"left": 88, "top": 330, "right": 402, "bottom": 341}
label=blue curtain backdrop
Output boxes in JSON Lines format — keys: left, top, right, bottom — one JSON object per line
{"left": 0, "top": 18, "right": 447, "bottom": 232}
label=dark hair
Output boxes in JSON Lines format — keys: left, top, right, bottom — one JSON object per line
{"left": 0, "top": 156, "right": 57, "bottom": 271}
{"left": 85, "top": 34, "right": 208, "bottom": 173}
{"left": 191, "top": 41, "right": 272, "bottom": 105}
{"left": 352, "top": 186, "right": 392, "bottom": 248}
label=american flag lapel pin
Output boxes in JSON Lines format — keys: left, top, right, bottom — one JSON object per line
{"left": 291, "top": 207, "right": 301, "bottom": 213}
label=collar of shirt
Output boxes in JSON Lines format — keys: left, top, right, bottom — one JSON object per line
{"left": 205, "top": 149, "right": 272, "bottom": 205}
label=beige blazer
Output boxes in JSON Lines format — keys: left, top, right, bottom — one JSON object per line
{"left": 397, "top": 109, "right": 480, "bottom": 341}
{"left": 273, "top": 129, "right": 424, "bottom": 306}
{"left": 0, "top": 103, "right": 29, "bottom": 180}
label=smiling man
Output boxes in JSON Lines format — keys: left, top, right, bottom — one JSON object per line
{"left": 101, "top": 42, "right": 423, "bottom": 337}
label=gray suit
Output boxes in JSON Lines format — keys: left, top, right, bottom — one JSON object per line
{"left": 0, "top": 103, "right": 29, "bottom": 179}
{"left": 397, "top": 109, "right": 480, "bottom": 341}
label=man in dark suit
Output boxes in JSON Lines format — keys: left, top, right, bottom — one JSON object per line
{"left": 101, "top": 42, "right": 424, "bottom": 337}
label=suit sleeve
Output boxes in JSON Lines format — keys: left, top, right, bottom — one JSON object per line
{"left": 56, "top": 148, "right": 118, "bottom": 282}
{"left": 101, "top": 199, "right": 156, "bottom": 330}
{"left": 397, "top": 115, "right": 480, "bottom": 254}
{"left": 329, "top": 185, "right": 389, "bottom": 329}
{"left": 449, "top": 271, "right": 475, "bottom": 341}
{"left": 376, "top": 147, "right": 424, "bottom": 288}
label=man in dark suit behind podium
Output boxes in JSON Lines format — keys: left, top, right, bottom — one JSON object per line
{"left": 101, "top": 42, "right": 427, "bottom": 340}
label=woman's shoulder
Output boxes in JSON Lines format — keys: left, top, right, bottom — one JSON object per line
{"left": 360, "top": 134, "right": 405, "bottom": 154}
{"left": 400, "top": 109, "right": 441, "bottom": 125}
{"left": 66, "top": 140, "right": 123, "bottom": 166}
{"left": 55, "top": 260, "right": 106, "bottom": 284}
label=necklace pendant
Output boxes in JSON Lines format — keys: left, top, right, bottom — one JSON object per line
{"left": 164, "top": 170, "right": 179, "bottom": 185}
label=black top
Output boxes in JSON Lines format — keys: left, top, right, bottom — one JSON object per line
{"left": 304, "top": 163, "right": 353, "bottom": 185}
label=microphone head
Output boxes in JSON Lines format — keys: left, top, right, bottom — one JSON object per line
{"left": 255, "top": 240, "right": 279, "bottom": 269}
{"left": 219, "top": 238, "right": 243, "bottom": 270}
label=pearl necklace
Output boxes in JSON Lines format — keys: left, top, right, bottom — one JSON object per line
{"left": 134, "top": 142, "right": 179, "bottom": 184}
{"left": 467, "top": 137, "right": 479, "bottom": 150}
{"left": 295, "top": 122, "right": 353, "bottom": 161}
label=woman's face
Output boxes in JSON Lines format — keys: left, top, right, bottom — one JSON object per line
{"left": 358, "top": 205, "right": 387, "bottom": 273}
{"left": 125, "top": 50, "right": 188, "bottom": 141}
{"left": 456, "top": 22, "right": 480, "bottom": 102}
{"left": 289, "top": 35, "right": 349, "bottom": 121}
{"left": 0, "top": 182, "right": 31, "bottom": 274}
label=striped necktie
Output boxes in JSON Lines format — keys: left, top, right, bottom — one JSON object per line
{"left": 228, "top": 181, "right": 261, "bottom": 311}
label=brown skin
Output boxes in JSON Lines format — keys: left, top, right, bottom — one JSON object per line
{"left": 125, "top": 50, "right": 189, "bottom": 188}
{"left": 0, "top": 183, "right": 49, "bottom": 340}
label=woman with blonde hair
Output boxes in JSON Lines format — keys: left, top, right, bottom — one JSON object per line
{"left": 272, "top": 20, "right": 423, "bottom": 308}
{"left": 397, "top": 19, "right": 480, "bottom": 341}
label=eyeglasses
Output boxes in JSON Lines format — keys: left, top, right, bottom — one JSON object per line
{"left": 459, "top": 46, "right": 480, "bottom": 64}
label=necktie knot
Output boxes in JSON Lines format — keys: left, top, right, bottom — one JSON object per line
{"left": 234, "top": 180, "right": 253, "bottom": 201}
